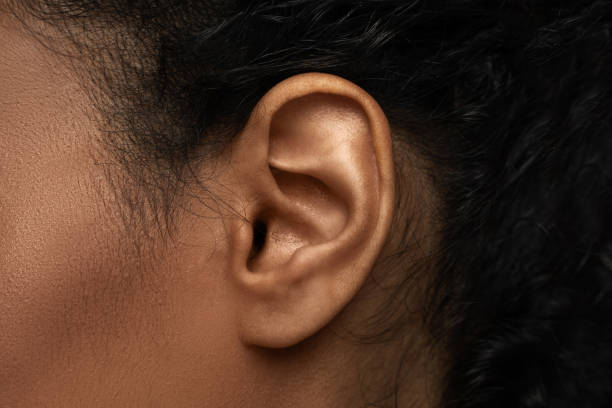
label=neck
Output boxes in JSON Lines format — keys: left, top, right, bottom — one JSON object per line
{"left": 241, "top": 318, "right": 444, "bottom": 408}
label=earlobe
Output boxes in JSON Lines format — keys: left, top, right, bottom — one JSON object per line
{"left": 227, "top": 73, "right": 395, "bottom": 348}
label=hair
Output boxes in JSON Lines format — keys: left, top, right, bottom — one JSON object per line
{"left": 7, "top": 0, "right": 612, "bottom": 407}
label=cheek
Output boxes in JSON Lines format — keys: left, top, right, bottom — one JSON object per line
{"left": 0, "top": 97, "right": 181, "bottom": 401}
{"left": 0, "top": 36, "right": 153, "bottom": 391}
{"left": 0, "top": 126, "right": 240, "bottom": 404}
{"left": 0, "top": 130, "right": 160, "bottom": 387}
{"left": 0, "top": 23, "right": 244, "bottom": 404}
{"left": 0, "top": 22, "right": 242, "bottom": 403}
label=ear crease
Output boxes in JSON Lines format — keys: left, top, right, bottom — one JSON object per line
{"left": 270, "top": 166, "right": 348, "bottom": 243}
{"left": 247, "top": 219, "right": 268, "bottom": 266}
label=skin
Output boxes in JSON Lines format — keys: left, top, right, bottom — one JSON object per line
{"left": 0, "top": 10, "right": 443, "bottom": 408}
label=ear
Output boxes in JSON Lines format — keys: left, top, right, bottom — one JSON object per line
{"left": 226, "top": 73, "right": 395, "bottom": 348}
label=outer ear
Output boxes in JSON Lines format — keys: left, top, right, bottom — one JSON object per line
{"left": 227, "top": 73, "right": 395, "bottom": 348}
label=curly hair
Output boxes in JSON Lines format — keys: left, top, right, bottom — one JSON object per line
{"left": 8, "top": 1, "right": 612, "bottom": 407}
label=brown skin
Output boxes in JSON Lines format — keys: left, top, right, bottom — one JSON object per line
{"left": 0, "top": 11, "right": 443, "bottom": 408}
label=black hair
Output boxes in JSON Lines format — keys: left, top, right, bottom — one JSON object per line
{"left": 8, "top": 1, "right": 612, "bottom": 407}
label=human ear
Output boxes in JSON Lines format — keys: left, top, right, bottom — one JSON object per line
{"left": 226, "top": 73, "right": 395, "bottom": 348}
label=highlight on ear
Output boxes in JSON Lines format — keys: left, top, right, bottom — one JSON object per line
{"left": 226, "top": 73, "right": 395, "bottom": 348}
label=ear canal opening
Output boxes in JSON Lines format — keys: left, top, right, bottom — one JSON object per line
{"left": 248, "top": 219, "right": 268, "bottom": 263}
